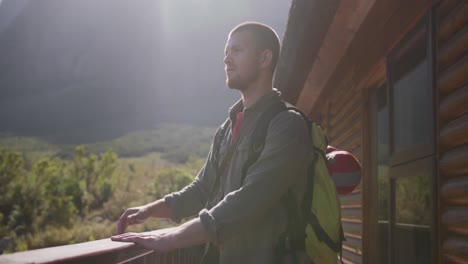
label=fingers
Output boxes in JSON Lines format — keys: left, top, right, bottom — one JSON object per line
{"left": 117, "top": 212, "right": 129, "bottom": 234}
{"left": 127, "top": 213, "right": 144, "bottom": 224}
{"left": 111, "top": 232, "right": 172, "bottom": 252}
{"left": 117, "top": 209, "right": 137, "bottom": 234}
{"left": 111, "top": 233, "right": 153, "bottom": 248}
{"left": 111, "top": 232, "right": 141, "bottom": 242}
{"left": 117, "top": 206, "right": 150, "bottom": 234}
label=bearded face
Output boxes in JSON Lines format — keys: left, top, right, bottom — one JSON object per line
{"left": 223, "top": 30, "right": 262, "bottom": 91}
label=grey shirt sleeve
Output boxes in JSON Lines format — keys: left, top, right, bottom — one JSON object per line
{"left": 164, "top": 132, "right": 221, "bottom": 222}
{"left": 199, "top": 111, "right": 311, "bottom": 244}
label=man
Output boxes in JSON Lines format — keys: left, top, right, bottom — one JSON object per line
{"left": 112, "top": 22, "right": 311, "bottom": 263}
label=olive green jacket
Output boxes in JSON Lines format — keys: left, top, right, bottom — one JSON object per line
{"left": 165, "top": 89, "right": 312, "bottom": 263}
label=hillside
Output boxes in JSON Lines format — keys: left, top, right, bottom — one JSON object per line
{"left": 0, "top": 0, "right": 289, "bottom": 144}
{"left": 0, "top": 124, "right": 216, "bottom": 253}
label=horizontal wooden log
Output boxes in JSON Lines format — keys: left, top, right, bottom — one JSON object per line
{"left": 340, "top": 191, "right": 363, "bottom": 206}
{"left": 349, "top": 145, "right": 363, "bottom": 161}
{"left": 337, "top": 132, "right": 362, "bottom": 154}
{"left": 343, "top": 256, "right": 362, "bottom": 264}
{"left": 438, "top": 1, "right": 468, "bottom": 45}
{"left": 319, "top": 105, "right": 328, "bottom": 130}
{"left": 344, "top": 231, "right": 362, "bottom": 241}
{"left": 330, "top": 90, "right": 361, "bottom": 126}
{"left": 438, "top": 23, "right": 468, "bottom": 72}
{"left": 329, "top": 72, "right": 361, "bottom": 115}
{"left": 330, "top": 101, "right": 362, "bottom": 135}
{"left": 439, "top": 83, "right": 468, "bottom": 124}
{"left": 442, "top": 237, "right": 468, "bottom": 263}
{"left": 443, "top": 254, "right": 468, "bottom": 264}
{"left": 329, "top": 104, "right": 362, "bottom": 139}
{"left": 342, "top": 204, "right": 363, "bottom": 209}
{"left": 441, "top": 206, "right": 468, "bottom": 236}
{"left": 330, "top": 117, "right": 362, "bottom": 147}
{"left": 441, "top": 176, "right": 468, "bottom": 206}
{"left": 343, "top": 237, "right": 363, "bottom": 254}
{"left": 440, "top": 114, "right": 468, "bottom": 151}
{"left": 342, "top": 220, "right": 363, "bottom": 236}
{"left": 335, "top": 127, "right": 362, "bottom": 154}
{"left": 332, "top": 72, "right": 359, "bottom": 104}
{"left": 342, "top": 207, "right": 363, "bottom": 220}
{"left": 438, "top": 51, "right": 468, "bottom": 96}
{"left": 342, "top": 218, "right": 363, "bottom": 225}
{"left": 342, "top": 245, "right": 363, "bottom": 264}
{"left": 437, "top": 0, "right": 462, "bottom": 23}
{"left": 329, "top": 130, "right": 360, "bottom": 151}
{"left": 440, "top": 144, "right": 468, "bottom": 177}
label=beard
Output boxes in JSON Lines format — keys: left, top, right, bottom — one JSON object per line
{"left": 226, "top": 78, "right": 248, "bottom": 91}
{"left": 226, "top": 70, "right": 259, "bottom": 92}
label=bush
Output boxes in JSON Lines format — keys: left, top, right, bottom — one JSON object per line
{"left": 152, "top": 168, "right": 194, "bottom": 199}
{"left": 0, "top": 125, "right": 214, "bottom": 252}
{"left": 70, "top": 146, "right": 118, "bottom": 214}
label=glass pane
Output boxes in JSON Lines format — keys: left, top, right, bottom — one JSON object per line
{"left": 391, "top": 30, "right": 433, "bottom": 155}
{"left": 376, "top": 85, "right": 390, "bottom": 264}
{"left": 394, "top": 163, "right": 432, "bottom": 264}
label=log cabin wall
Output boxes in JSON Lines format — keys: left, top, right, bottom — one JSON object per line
{"left": 312, "top": 1, "right": 432, "bottom": 263}
{"left": 436, "top": 0, "right": 468, "bottom": 263}
{"left": 319, "top": 74, "right": 364, "bottom": 264}
{"left": 279, "top": 0, "right": 468, "bottom": 263}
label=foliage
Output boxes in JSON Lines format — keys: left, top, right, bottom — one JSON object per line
{"left": 54, "top": 124, "right": 215, "bottom": 162}
{"left": 395, "top": 172, "right": 431, "bottom": 225}
{"left": 151, "top": 167, "right": 195, "bottom": 199}
{"left": 71, "top": 146, "right": 118, "bottom": 214}
{"left": 0, "top": 124, "right": 211, "bottom": 253}
{"left": 0, "top": 146, "right": 119, "bottom": 252}
{"left": 0, "top": 149, "right": 23, "bottom": 228}
{"left": 377, "top": 165, "right": 389, "bottom": 221}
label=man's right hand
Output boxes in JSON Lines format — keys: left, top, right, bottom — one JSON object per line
{"left": 117, "top": 205, "right": 152, "bottom": 234}
{"left": 117, "top": 199, "right": 172, "bottom": 234}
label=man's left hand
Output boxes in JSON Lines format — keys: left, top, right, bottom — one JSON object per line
{"left": 111, "top": 231, "right": 176, "bottom": 252}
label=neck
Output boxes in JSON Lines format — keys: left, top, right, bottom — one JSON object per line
{"left": 241, "top": 77, "right": 273, "bottom": 109}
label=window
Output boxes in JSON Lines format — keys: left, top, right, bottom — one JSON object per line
{"left": 371, "top": 14, "right": 435, "bottom": 264}
{"left": 389, "top": 23, "right": 435, "bottom": 165}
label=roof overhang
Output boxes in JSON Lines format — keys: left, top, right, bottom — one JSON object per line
{"left": 275, "top": 0, "right": 376, "bottom": 115}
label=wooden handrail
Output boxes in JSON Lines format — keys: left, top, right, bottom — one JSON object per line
{"left": 0, "top": 238, "right": 151, "bottom": 264}
{"left": 0, "top": 228, "right": 202, "bottom": 264}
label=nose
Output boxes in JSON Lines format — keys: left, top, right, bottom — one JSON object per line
{"left": 224, "top": 53, "right": 231, "bottom": 65}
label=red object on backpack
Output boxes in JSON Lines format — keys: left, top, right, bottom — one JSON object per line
{"left": 326, "top": 145, "right": 362, "bottom": 195}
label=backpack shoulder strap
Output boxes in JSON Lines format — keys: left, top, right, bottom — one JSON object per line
{"left": 212, "top": 118, "right": 231, "bottom": 162}
{"left": 240, "top": 100, "right": 287, "bottom": 185}
{"left": 285, "top": 106, "right": 311, "bottom": 128}
{"left": 205, "top": 118, "right": 231, "bottom": 209}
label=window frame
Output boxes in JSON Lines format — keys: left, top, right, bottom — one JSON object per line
{"left": 368, "top": 10, "right": 438, "bottom": 264}
{"left": 387, "top": 15, "right": 435, "bottom": 167}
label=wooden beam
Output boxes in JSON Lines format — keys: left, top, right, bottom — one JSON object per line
{"left": 274, "top": 0, "right": 340, "bottom": 105}
{"left": 296, "top": 0, "right": 376, "bottom": 114}
{"left": 310, "top": 0, "right": 432, "bottom": 116}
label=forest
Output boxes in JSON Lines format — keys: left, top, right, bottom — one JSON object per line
{"left": 0, "top": 124, "right": 215, "bottom": 254}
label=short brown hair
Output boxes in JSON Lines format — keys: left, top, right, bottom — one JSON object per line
{"left": 229, "top": 22, "right": 280, "bottom": 73}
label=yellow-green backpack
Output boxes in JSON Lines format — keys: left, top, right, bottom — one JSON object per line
{"left": 236, "top": 101, "right": 344, "bottom": 264}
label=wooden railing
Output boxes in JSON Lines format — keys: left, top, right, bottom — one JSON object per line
{"left": 0, "top": 229, "right": 203, "bottom": 264}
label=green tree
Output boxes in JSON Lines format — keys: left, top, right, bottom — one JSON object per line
{"left": 152, "top": 168, "right": 194, "bottom": 199}
{"left": 0, "top": 149, "right": 23, "bottom": 210}
{"left": 70, "top": 146, "right": 118, "bottom": 215}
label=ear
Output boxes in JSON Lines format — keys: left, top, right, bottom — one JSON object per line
{"left": 259, "top": 49, "right": 273, "bottom": 70}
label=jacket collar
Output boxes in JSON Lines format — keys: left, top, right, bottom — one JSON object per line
{"left": 228, "top": 88, "right": 282, "bottom": 123}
